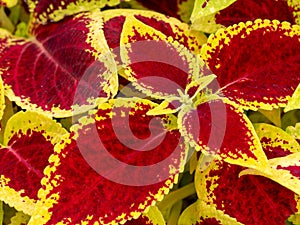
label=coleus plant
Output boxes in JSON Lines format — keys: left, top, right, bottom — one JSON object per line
{"left": 0, "top": 0, "right": 299, "bottom": 225}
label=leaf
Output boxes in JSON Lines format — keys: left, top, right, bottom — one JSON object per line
{"left": 28, "top": 0, "right": 126, "bottom": 23}
{"left": 128, "top": 0, "right": 195, "bottom": 23}
{"left": 201, "top": 19, "right": 300, "bottom": 110}
{"left": 178, "top": 200, "right": 243, "bottom": 225}
{"left": 178, "top": 99, "right": 269, "bottom": 170}
{"left": 214, "top": 0, "right": 298, "bottom": 27}
{"left": 240, "top": 152, "right": 300, "bottom": 195}
{"left": 0, "top": 0, "right": 17, "bottom": 7}
{"left": 192, "top": 0, "right": 299, "bottom": 32}
{"left": 102, "top": 8, "right": 207, "bottom": 53}
{"left": 258, "top": 108, "right": 281, "bottom": 127}
{"left": 286, "top": 122, "right": 300, "bottom": 142}
{"left": 0, "top": 11, "right": 118, "bottom": 117}
{"left": 120, "top": 15, "right": 199, "bottom": 98}
{"left": 253, "top": 123, "right": 300, "bottom": 158}
{"left": 9, "top": 211, "right": 30, "bottom": 225}
{"left": 195, "top": 158, "right": 300, "bottom": 225}
{"left": 190, "top": 0, "right": 237, "bottom": 21}
{"left": 2, "top": 203, "right": 17, "bottom": 225}
{"left": 29, "top": 98, "right": 188, "bottom": 225}
{"left": 125, "top": 206, "right": 165, "bottom": 225}
{"left": 0, "top": 111, "right": 68, "bottom": 215}
{"left": 285, "top": 84, "right": 300, "bottom": 112}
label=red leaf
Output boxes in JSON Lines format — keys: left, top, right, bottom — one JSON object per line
{"left": 0, "top": 11, "right": 117, "bottom": 117}
{"left": 29, "top": 98, "right": 187, "bottom": 225}
{"left": 201, "top": 20, "right": 300, "bottom": 110}
{"left": 0, "top": 111, "right": 67, "bottom": 215}
{"left": 216, "top": 0, "right": 297, "bottom": 27}
{"left": 179, "top": 99, "right": 268, "bottom": 169}
{"left": 195, "top": 159, "right": 299, "bottom": 225}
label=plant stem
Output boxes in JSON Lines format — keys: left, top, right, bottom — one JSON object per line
{"left": 167, "top": 200, "right": 183, "bottom": 225}
{"left": 157, "top": 183, "right": 196, "bottom": 211}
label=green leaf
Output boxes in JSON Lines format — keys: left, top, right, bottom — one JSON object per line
{"left": 285, "top": 84, "right": 300, "bottom": 112}
{"left": 258, "top": 108, "right": 281, "bottom": 127}
{"left": 9, "top": 211, "right": 30, "bottom": 225}
{"left": 286, "top": 123, "right": 300, "bottom": 141}
{"left": 178, "top": 200, "right": 243, "bottom": 225}
{"left": 190, "top": 0, "right": 237, "bottom": 21}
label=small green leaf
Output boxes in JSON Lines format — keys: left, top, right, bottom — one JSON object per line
{"left": 9, "top": 211, "right": 30, "bottom": 225}
{"left": 258, "top": 108, "right": 282, "bottom": 127}
{"left": 286, "top": 123, "right": 300, "bottom": 141}
{"left": 285, "top": 84, "right": 300, "bottom": 112}
{"left": 191, "top": 0, "right": 237, "bottom": 21}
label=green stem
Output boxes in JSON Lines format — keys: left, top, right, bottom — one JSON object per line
{"left": 157, "top": 183, "right": 196, "bottom": 211}
{"left": 167, "top": 200, "right": 183, "bottom": 225}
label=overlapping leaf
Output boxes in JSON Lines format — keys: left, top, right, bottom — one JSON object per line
{"left": 286, "top": 122, "right": 300, "bottom": 142}
{"left": 191, "top": 0, "right": 299, "bottom": 33}
{"left": 128, "top": 0, "right": 195, "bottom": 23}
{"left": 28, "top": 0, "right": 127, "bottom": 23}
{"left": 201, "top": 19, "right": 300, "bottom": 110}
{"left": 29, "top": 98, "right": 187, "bottom": 225}
{"left": 239, "top": 124, "right": 300, "bottom": 194}
{"left": 0, "top": 111, "right": 67, "bottom": 215}
{"left": 0, "top": 10, "right": 118, "bottom": 117}
{"left": 102, "top": 9, "right": 207, "bottom": 54}
{"left": 190, "top": 122, "right": 300, "bottom": 224}
{"left": 178, "top": 99, "right": 269, "bottom": 169}
{"left": 194, "top": 159, "right": 300, "bottom": 225}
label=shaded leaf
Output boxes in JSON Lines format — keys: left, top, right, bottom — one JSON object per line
{"left": 282, "top": 110, "right": 300, "bottom": 130}
{"left": 2, "top": 203, "right": 17, "bottom": 225}
{"left": 285, "top": 84, "right": 300, "bottom": 112}
{"left": 29, "top": 98, "right": 187, "bottom": 225}
{"left": 286, "top": 123, "right": 300, "bottom": 142}
{"left": 258, "top": 108, "right": 281, "bottom": 127}
{"left": 0, "top": 11, "right": 118, "bottom": 117}
{"left": 195, "top": 158, "right": 299, "bottom": 225}
{"left": 201, "top": 19, "right": 300, "bottom": 110}
{"left": 0, "top": 111, "right": 67, "bottom": 215}
{"left": 9, "top": 211, "right": 30, "bottom": 225}
{"left": 178, "top": 99, "right": 269, "bottom": 169}
{"left": 28, "top": 0, "right": 126, "bottom": 23}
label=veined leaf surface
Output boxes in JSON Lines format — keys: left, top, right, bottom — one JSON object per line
{"left": 0, "top": 111, "right": 67, "bottom": 215}
{"left": 29, "top": 98, "right": 188, "bottom": 225}
{"left": 0, "top": 11, "right": 118, "bottom": 117}
{"left": 201, "top": 19, "right": 300, "bottom": 110}
{"left": 178, "top": 99, "right": 269, "bottom": 169}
